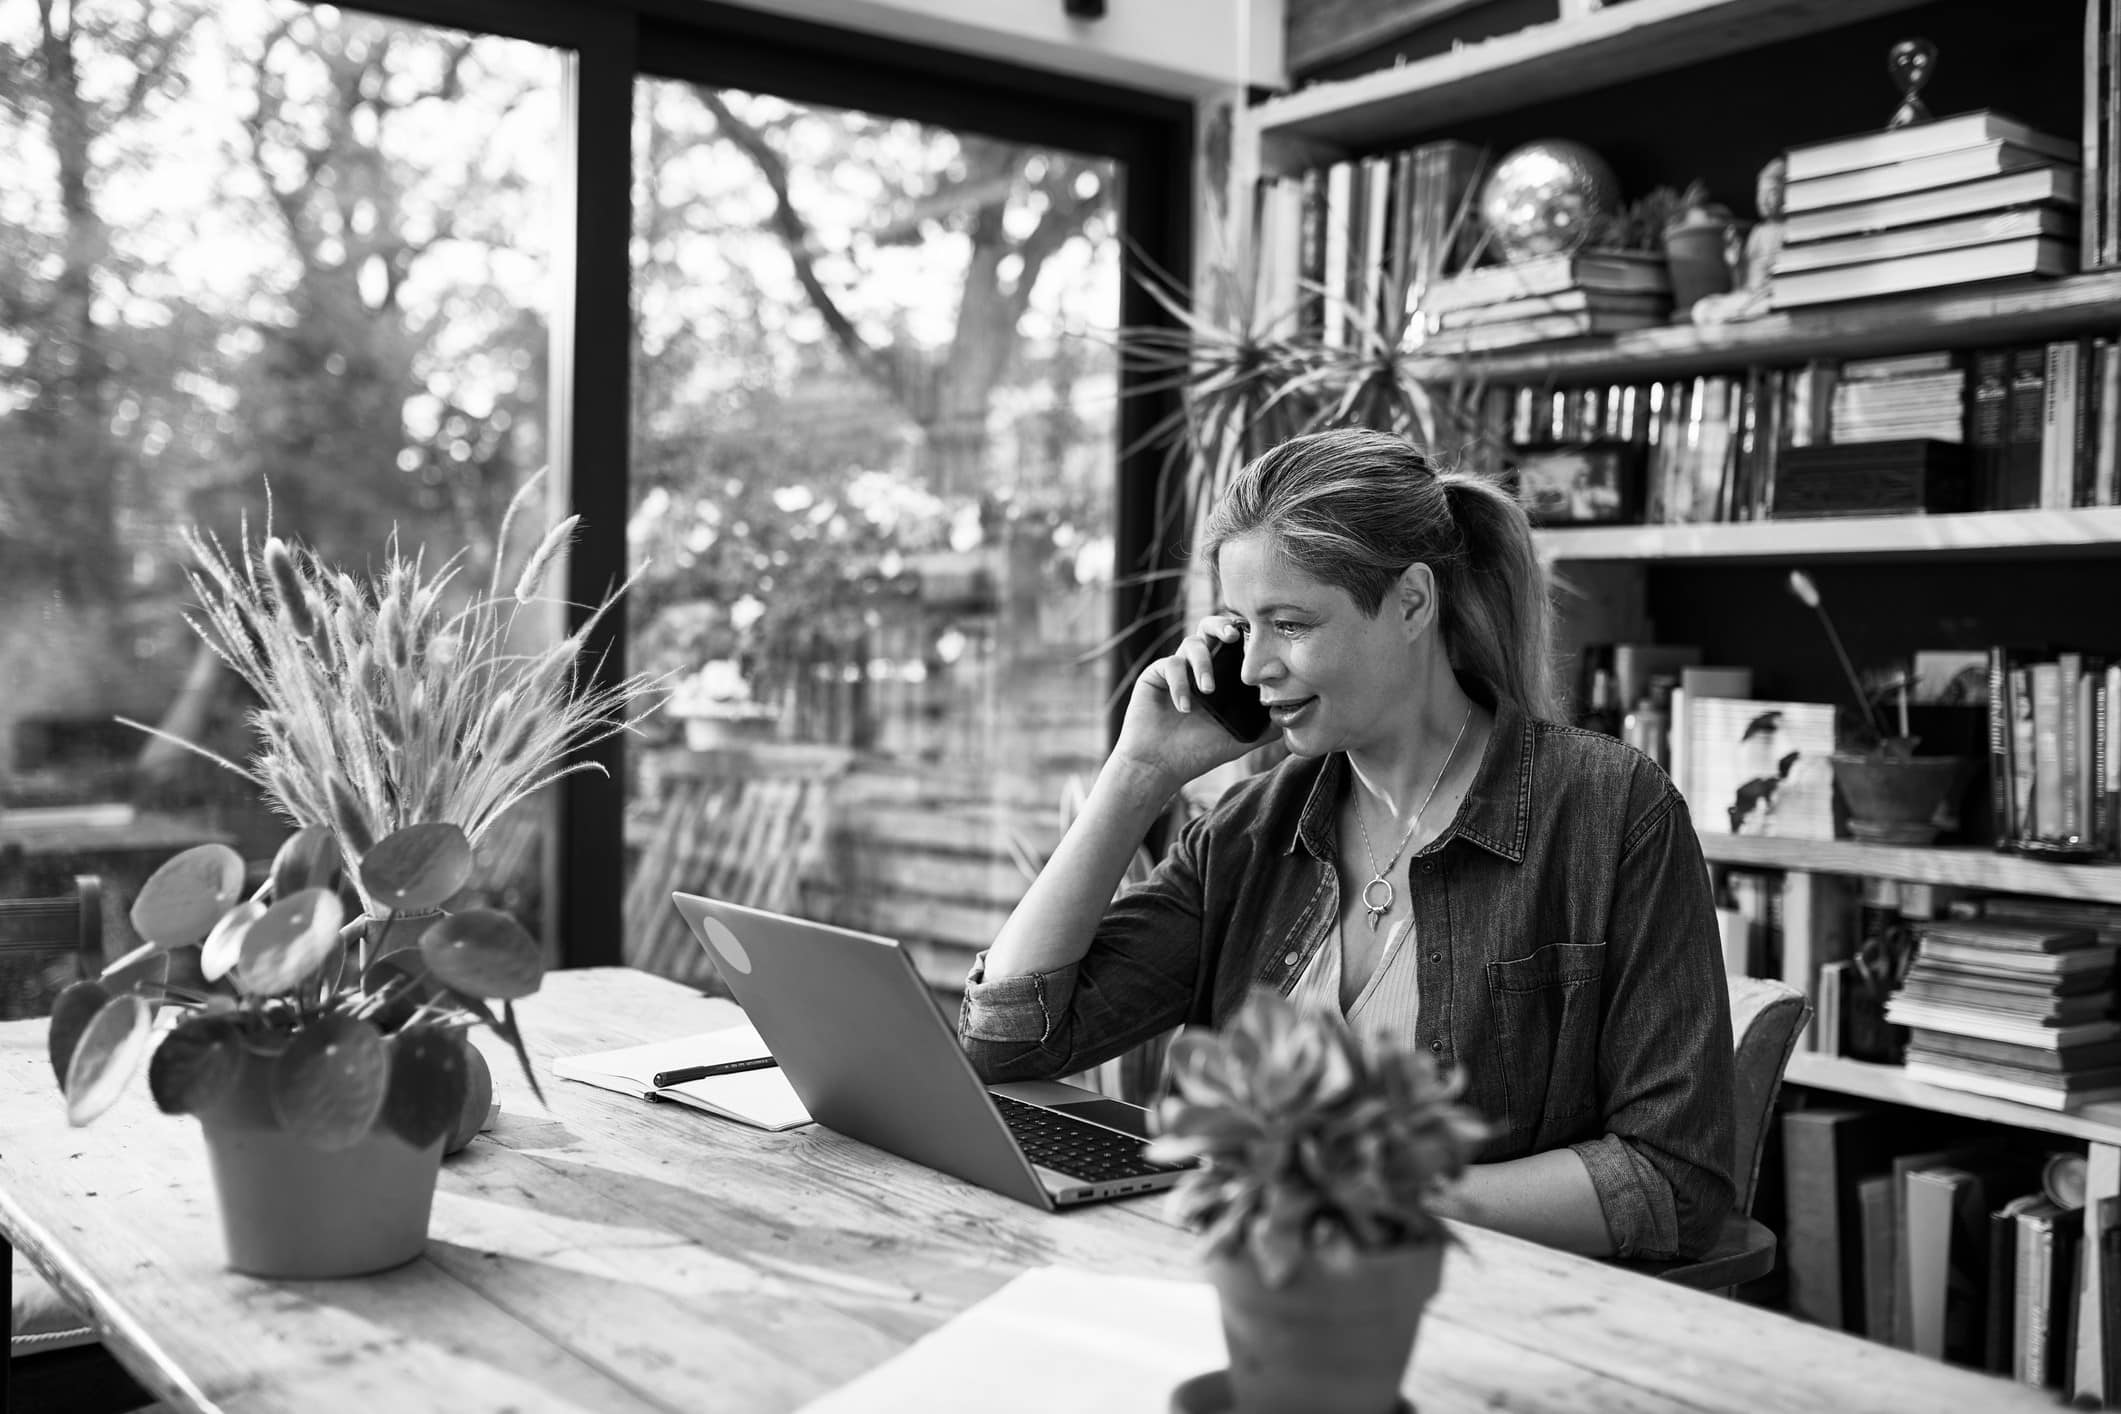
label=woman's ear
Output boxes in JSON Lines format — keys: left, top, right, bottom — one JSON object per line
{"left": 1395, "top": 562, "right": 1438, "bottom": 641}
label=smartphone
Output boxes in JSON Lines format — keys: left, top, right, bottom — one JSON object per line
{"left": 1194, "top": 633, "right": 1270, "bottom": 742}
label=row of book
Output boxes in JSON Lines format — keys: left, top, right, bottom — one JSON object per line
{"left": 1459, "top": 335, "right": 2121, "bottom": 525}
{"left": 1771, "top": 110, "right": 2081, "bottom": 309}
{"left": 1984, "top": 647, "right": 2121, "bottom": 862}
{"left": 1779, "top": 1102, "right": 2117, "bottom": 1397}
{"left": 1260, "top": 139, "right": 1486, "bottom": 350}
{"left": 1885, "top": 904, "right": 2121, "bottom": 1112}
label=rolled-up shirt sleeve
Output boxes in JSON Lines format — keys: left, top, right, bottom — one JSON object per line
{"left": 1571, "top": 782, "right": 1736, "bottom": 1260}
{"left": 959, "top": 808, "right": 1214, "bottom": 1083}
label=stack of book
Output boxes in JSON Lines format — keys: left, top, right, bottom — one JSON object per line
{"left": 1828, "top": 351, "right": 1964, "bottom": 443}
{"left": 1771, "top": 110, "right": 2081, "bottom": 309}
{"left": 1420, "top": 249, "right": 1670, "bottom": 355}
{"left": 1886, "top": 915, "right": 2121, "bottom": 1110}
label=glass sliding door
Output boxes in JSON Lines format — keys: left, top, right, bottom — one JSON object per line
{"left": 624, "top": 79, "right": 1122, "bottom": 996}
{"left": 0, "top": 0, "right": 566, "bottom": 1003}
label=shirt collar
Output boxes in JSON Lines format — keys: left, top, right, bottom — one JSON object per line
{"left": 1289, "top": 679, "right": 1531, "bottom": 865}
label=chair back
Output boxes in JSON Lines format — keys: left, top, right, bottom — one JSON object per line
{"left": 1726, "top": 973, "right": 1810, "bottom": 1214}
{"left": 0, "top": 874, "right": 103, "bottom": 1021}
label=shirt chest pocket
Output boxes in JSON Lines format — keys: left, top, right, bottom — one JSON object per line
{"left": 1483, "top": 942, "right": 1606, "bottom": 1150}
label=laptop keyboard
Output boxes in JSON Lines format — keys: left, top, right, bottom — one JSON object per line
{"left": 992, "top": 1095, "right": 1195, "bottom": 1184}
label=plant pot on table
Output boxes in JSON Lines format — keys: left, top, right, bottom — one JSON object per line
{"left": 1198, "top": 1243, "right": 1440, "bottom": 1414}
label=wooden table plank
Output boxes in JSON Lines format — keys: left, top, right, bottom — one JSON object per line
{"left": 0, "top": 967, "right": 2067, "bottom": 1413}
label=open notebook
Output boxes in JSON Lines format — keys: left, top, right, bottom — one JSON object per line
{"left": 552, "top": 1020, "right": 812, "bottom": 1132}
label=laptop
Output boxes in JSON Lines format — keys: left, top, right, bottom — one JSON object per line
{"left": 670, "top": 892, "right": 1194, "bottom": 1210}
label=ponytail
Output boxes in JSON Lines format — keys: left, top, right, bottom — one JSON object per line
{"left": 1435, "top": 471, "right": 1561, "bottom": 722}
{"left": 1203, "top": 428, "right": 1562, "bottom": 722}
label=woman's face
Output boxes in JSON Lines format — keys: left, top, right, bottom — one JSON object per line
{"left": 1215, "top": 532, "right": 1422, "bottom": 758}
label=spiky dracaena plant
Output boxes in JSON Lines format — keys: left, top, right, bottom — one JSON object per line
{"left": 48, "top": 479, "right": 669, "bottom": 1148}
{"left": 132, "top": 472, "right": 665, "bottom": 898}
{"left": 1146, "top": 989, "right": 1489, "bottom": 1289}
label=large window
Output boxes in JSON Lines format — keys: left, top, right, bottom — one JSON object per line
{"left": 621, "top": 80, "right": 1122, "bottom": 992}
{"left": 0, "top": 1, "right": 563, "bottom": 1000}
{"left": 0, "top": 1, "right": 1189, "bottom": 985}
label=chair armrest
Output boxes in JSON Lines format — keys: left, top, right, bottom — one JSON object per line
{"left": 1612, "top": 1212, "right": 1776, "bottom": 1292}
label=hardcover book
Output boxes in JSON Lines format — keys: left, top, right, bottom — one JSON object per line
{"left": 1774, "top": 206, "right": 2076, "bottom": 274}
{"left": 1785, "top": 110, "right": 2079, "bottom": 182}
{"left": 1421, "top": 249, "right": 1668, "bottom": 314}
{"left": 1768, "top": 237, "right": 2077, "bottom": 308}
{"left": 1784, "top": 166, "right": 2081, "bottom": 245}
{"left": 1785, "top": 143, "right": 2074, "bottom": 215}
{"left": 1681, "top": 697, "right": 1837, "bottom": 840}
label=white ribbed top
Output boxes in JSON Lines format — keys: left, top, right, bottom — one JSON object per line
{"left": 1288, "top": 913, "right": 1421, "bottom": 1048}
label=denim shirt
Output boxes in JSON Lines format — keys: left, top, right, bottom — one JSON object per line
{"left": 958, "top": 693, "right": 1737, "bottom": 1260}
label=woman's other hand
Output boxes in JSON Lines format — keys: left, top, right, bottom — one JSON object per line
{"left": 1111, "top": 615, "right": 1261, "bottom": 790}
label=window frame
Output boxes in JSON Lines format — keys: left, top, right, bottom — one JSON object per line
{"left": 251, "top": 0, "right": 1195, "bottom": 965}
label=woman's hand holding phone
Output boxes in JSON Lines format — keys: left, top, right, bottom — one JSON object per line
{"left": 1110, "top": 616, "right": 1269, "bottom": 791}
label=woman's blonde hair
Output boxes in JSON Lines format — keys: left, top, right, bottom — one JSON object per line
{"left": 1201, "top": 427, "right": 1561, "bottom": 722}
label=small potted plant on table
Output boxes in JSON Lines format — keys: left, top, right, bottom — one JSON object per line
{"left": 1148, "top": 989, "right": 1488, "bottom": 1414}
{"left": 48, "top": 485, "right": 663, "bottom": 1278}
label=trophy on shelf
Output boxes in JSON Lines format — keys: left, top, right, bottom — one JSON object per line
{"left": 1887, "top": 38, "right": 1937, "bottom": 129}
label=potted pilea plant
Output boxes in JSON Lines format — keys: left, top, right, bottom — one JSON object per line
{"left": 1147, "top": 989, "right": 1489, "bottom": 1414}
{"left": 49, "top": 480, "right": 663, "bottom": 1279}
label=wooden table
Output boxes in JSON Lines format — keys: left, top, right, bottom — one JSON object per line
{"left": 0, "top": 968, "right": 2067, "bottom": 1412}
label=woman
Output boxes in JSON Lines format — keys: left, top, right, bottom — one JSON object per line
{"left": 958, "top": 427, "right": 1734, "bottom": 1261}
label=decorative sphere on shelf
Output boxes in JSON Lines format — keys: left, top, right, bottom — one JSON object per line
{"left": 1477, "top": 139, "right": 1623, "bottom": 264}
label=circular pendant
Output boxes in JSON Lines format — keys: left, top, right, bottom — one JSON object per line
{"left": 1361, "top": 876, "right": 1394, "bottom": 931}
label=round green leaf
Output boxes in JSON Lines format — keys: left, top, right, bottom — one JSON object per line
{"left": 148, "top": 1014, "right": 244, "bottom": 1116}
{"left": 268, "top": 825, "right": 341, "bottom": 899}
{"left": 380, "top": 1025, "right": 470, "bottom": 1148}
{"left": 99, "top": 946, "right": 171, "bottom": 1015}
{"left": 361, "top": 951, "right": 446, "bottom": 1033}
{"left": 360, "top": 823, "right": 474, "bottom": 913}
{"left": 419, "top": 909, "right": 543, "bottom": 1001}
{"left": 48, "top": 980, "right": 109, "bottom": 1086}
{"left": 129, "top": 843, "right": 246, "bottom": 950}
{"left": 237, "top": 887, "right": 345, "bottom": 997}
{"left": 63, "top": 994, "right": 154, "bottom": 1126}
{"left": 268, "top": 1014, "right": 389, "bottom": 1150}
{"left": 200, "top": 900, "right": 266, "bottom": 983}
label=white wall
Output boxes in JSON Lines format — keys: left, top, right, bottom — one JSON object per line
{"left": 715, "top": 0, "right": 1284, "bottom": 97}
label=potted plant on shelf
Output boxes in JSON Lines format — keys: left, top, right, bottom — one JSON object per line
{"left": 1148, "top": 989, "right": 1488, "bottom": 1414}
{"left": 48, "top": 483, "right": 664, "bottom": 1278}
{"left": 1786, "top": 569, "right": 1968, "bottom": 844}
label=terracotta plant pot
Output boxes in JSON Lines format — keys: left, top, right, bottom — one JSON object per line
{"left": 197, "top": 1048, "right": 444, "bottom": 1278}
{"left": 1206, "top": 1243, "right": 1443, "bottom": 1414}
{"left": 1661, "top": 213, "right": 1734, "bottom": 314}
{"left": 1830, "top": 752, "right": 1968, "bottom": 845}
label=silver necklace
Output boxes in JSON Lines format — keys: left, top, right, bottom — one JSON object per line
{"left": 1353, "top": 704, "right": 1474, "bottom": 932}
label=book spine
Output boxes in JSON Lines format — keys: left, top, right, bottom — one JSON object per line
{"left": 1970, "top": 346, "right": 2012, "bottom": 508}
{"left": 1780, "top": 1108, "right": 1855, "bottom": 1330}
{"left": 2097, "top": 339, "right": 2121, "bottom": 504}
{"left": 1989, "top": 645, "right": 2019, "bottom": 845}
{"left": 1990, "top": 1203, "right": 2021, "bottom": 1373}
{"left": 2006, "top": 344, "right": 2049, "bottom": 510}
{"left": 2012, "top": 665, "right": 2041, "bottom": 845}
{"left": 1859, "top": 1172, "right": 1900, "bottom": 1345}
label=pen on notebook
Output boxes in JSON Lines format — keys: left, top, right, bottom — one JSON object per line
{"left": 653, "top": 1057, "right": 778, "bottom": 1088}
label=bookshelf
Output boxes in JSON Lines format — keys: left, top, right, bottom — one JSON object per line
{"left": 1788, "top": 1052, "right": 2121, "bottom": 1145}
{"left": 1248, "top": 0, "right": 1932, "bottom": 172}
{"left": 1237, "top": 0, "right": 2121, "bottom": 1394}
{"left": 1398, "top": 270, "right": 2121, "bottom": 383}
{"left": 1698, "top": 834, "right": 2121, "bottom": 902}
{"left": 1539, "top": 505, "right": 2121, "bottom": 562}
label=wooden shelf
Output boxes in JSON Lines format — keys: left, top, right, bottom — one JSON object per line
{"left": 1250, "top": 0, "right": 1931, "bottom": 164}
{"left": 1697, "top": 834, "right": 2121, "bottom": 901}
{"left": 1786, "top": 1053, "right": 2121, "bottom": 1145}
{"left": 1538, "top": 507, "right": 2121, "bottom": 563}
{"left": 1400, "top": 271, "right": 2121, "bottom": 384}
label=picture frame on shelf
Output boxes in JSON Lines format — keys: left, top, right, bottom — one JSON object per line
{"left": 1509, "top": 441, "right": 1643, "bottom": 525}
